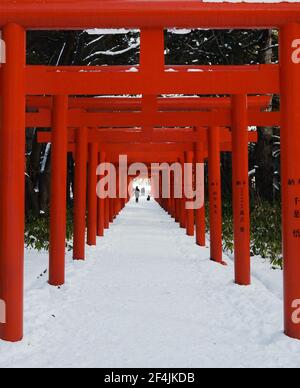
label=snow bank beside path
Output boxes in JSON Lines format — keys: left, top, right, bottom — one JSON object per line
{"left": 0, "top": 199, "right": 299, "bottom": 368}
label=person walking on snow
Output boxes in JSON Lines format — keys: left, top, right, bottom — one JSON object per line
{"left": 135, "top": 187, "right": 141, "bottom": 203}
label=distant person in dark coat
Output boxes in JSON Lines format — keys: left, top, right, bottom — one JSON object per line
{"left": 135, "top": 187, "right": 141, "bottom": 203}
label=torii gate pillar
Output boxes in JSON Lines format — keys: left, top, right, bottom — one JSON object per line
{"left": 180, "top": 158, "right": 187, "bottom": 229}
{"left": 280, "top": 23, "right": 300, "bottom": 340}
{"left": 87, "top": 143, "right": 98, "bottom": 246}
{"left": 231, "top": 95, "right": 251, "bottom": 286}
{"left": 49, "top": 95, "right": 68, "bottom": 286}
{"left": 0, "top": 23, "right": 25, "bottom": 342}
{"left": 186, "top": 151, "right": 195, "bottom": 237}
{"left": 73, "top": 127, "right": 88, "bottom": 260}
{"left": 195, "top": 140, "right": 206, "bottom": 247}
{"left": 97, "top": 151, "right": 106, "bottom": 237}
{"left": 208, "top": 127, "right": 223, "bottom": 264}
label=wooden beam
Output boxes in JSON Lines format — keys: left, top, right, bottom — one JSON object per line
{"left": 24, "top": 65, "right": 279, "bottom": 95}
{"left": 1, "top": 1, "right": 300, "bottom": 29}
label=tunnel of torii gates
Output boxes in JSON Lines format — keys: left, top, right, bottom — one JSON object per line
{"left": 0, "top": 1, "right": 300, "bottom": 343}
{"left": 31, "top": 95, "right": 269, "bottom": 273}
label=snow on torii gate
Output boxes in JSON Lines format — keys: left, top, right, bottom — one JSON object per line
{"left": 0, "top": 0, "right": 300, "bottom": 342}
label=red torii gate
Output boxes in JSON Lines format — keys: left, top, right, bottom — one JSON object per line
{"left": 37, "top": 126, "right": 258, "bottom": 261}
{"left": 34, "top": 97, "right": 263, "bottom": 276}
{"left": 30, "top": 92, "right": 270, "bottom": 269}
{"left": 0, "top": 0, "right": 299, "bottom": 342}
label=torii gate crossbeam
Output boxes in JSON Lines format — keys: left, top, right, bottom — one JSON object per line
{"left": 1, "top": 1, "right": 300, "bottom": 29}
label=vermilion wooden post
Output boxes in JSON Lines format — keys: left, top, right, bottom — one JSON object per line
{"left": 109, "top": 161, "right": 116, "bottom": 222}
{"left": 161, "top": 173, "right": 164, "bottom": 208}
{"left": 140, "top": 28, "right": 164, "bottom": 72}
{"left": 174, "top": 166, "right": 181, "bottom": 223}
{"left": 166, "top": 176, "right": 170, "bottom": 212}
{"left": 195, "top": 141, "right": 206, "bottom": 247}
{"left": 140, "top": 27, "right": 164, "bottom": 133}
{"left": 121, "top": 198, "right": 125, "bottom": 210}
{"left": 168, "top": 169, "right": 174, "bottom": 216}
{"left": 115, "top": 174, "right": 120, "bottom": 217}
{"left": 109, "top": 198, "right": 115, "bottom": 223}
{"left": 159, "top": 173, "right": 162, "bottom": 208}
{"left": 180, "top": 158, "right": 187, "bottom": 229}
{"left": 73, "top": 127, "right": 88, "bottom": 260}
{"left": 87, "top": 143, "right": 98, "bottom": 246}
{"left": 159, "top": 173, "right": 163, "bottom": 208}
{"left": 186, "top": 151, "right": 195, "bottom": 236}
{"left": 175, "top": 198, "right": 180, "bottom": 223}
{"left": 113, "top": 198, "right": 117, "bottom": 218}
{"left": 97, "top": 151, "right": 105, "bottom": 237}
{"left": 166, "top": 172, "right": 171, "bottom": 214}
{"left": 170, "top": 171, "right": 175, "bottom": 218}
{"left": 117, "top": 173, "right": 122, "bottom": 215}
{"left": 119, "top": 163, "right": 127, "bottom": 212}
{"left": 208, "top": 127, "right": 223, "bottom": 263}
{"left": 231, "top": 95, "right": 251, "bottom": 285}
{"left": 49, "top": 95, "right": 68, "bottom": 286}
{"left": 167, "top": 194, "right": 171, "bottom": 215}
{"left": 104, "top": 197, "right": 110, "bottom": 229}
{"left": 280, "top": 23, "right": 300, "bottom": 340}
{"left": 128, "top": 177, "right": 133, "bottom": 203}
{"left": 104, "top": 162, "right": 110, "bottom": 229}
{"left": 174, "top": 163, "right": 181, "bottom": 224}
{"left": 171, "top": 170, "right": 176, "bottom": 217}
{"left": 127, "top": 177, "right": 132, "bottom": 204}
{"left": 0, "top": 23, "right": 25, "bottom": 342}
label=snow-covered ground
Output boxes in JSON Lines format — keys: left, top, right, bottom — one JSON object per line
{"left": 0, "top": 199, "right": 300, "bottom": 368}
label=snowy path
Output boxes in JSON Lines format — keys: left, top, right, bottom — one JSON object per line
{"left": 1, "top": 199, "right": 300, "bottom": 368}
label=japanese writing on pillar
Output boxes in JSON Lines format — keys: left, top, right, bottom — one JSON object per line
{"left": 211, "top": 181, "right": 219, "bottom": 216}
{"left": 236, "top": 180, "right": 246, "bottom": 233}
{"left": 287, "top": 183, "right": 300, "bottom": 348}
{"left": 288, "top": 178, "right": 300, "bottom": 239}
